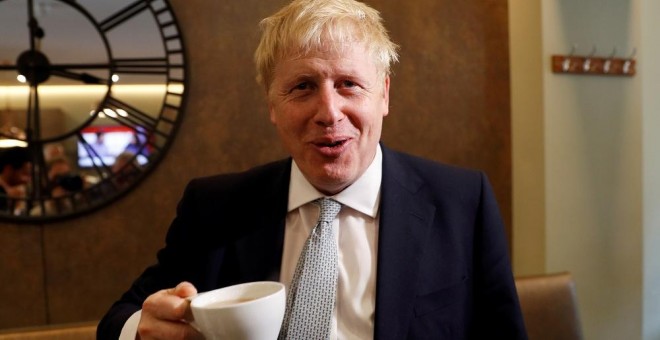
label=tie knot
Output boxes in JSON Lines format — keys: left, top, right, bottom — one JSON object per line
{"left": 316, "top": 198, "right": 341, "bottom": 223}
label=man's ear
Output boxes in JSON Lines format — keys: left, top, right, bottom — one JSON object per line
{"left": 264, "top": 86, "right": 277, "bottom": 124}
{"left": 382, "top": 75, "right": 390, "bottom": 117}
{"left": 268, "top": 102, "right": 277, "bottom": 124}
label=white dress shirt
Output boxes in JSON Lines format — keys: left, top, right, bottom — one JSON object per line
{"left": 120, "top": 147, "right": 382, "bottom": 340}
{"left": 282, "top": 146, "right": 382, "bottom": 340}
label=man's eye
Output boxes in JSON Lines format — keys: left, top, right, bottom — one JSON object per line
{"left": 341, "top": 80, "right": 357, "bottom": 88}
{"left": 293, "top": 82, "right": 310, "bottom": 91}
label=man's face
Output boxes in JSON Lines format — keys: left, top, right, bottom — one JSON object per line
{"left": 8, "top": 162, "right": 31, "bottom": 186}
{"left": 268, "top": 42, "right": 390, "bottom": 195}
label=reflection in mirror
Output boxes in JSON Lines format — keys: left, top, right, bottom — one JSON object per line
{"left": 0, "top": 0, "right": 186, "bottom": 222}
{"left": 0, "top": 118, "right": 157, "bottom": 218}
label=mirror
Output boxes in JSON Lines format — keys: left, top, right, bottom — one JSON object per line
{"left": 0, "top": 0, "right": 187, "bottom": 222}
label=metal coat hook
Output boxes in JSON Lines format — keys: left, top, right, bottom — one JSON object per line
{"left": 582, "top": 45, "right": 597, "bottom": 72}
{"left": 623, "top": 47, "right": 636, "bottom": 74}
{"left": 562, "top": 44, "right": 577, "bottom": 71}
{"left": 603, "top": 47, "right": 617, "bottom": 73}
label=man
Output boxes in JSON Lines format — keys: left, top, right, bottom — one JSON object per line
{"left": 0, "top": 146, "right": 31, "bottom": 214}
{"left": 29, "top": 156, "right": 84, "bottom": 216}
{"left": 98, "top": 0, "right": 527, "bottom": 339}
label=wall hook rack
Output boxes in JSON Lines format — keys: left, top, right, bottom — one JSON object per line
{"left": 551, "top": 45, "right": 636, "bottom": 77}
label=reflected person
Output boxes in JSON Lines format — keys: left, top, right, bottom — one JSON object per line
{"left": 30, "top": 156, "right": 84, "bottom": 216}
{"left": 98, "top": 0, "right": 527, "bottom": 339}
{"left": 0, "top": 147, "right": 31, "bottom": 215}
{"left": 112, "top": 151, "right": 141, "bottom": 188}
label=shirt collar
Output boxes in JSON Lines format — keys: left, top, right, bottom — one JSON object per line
{"left": 287, "top": 145, "right": 382, "bottom": 218}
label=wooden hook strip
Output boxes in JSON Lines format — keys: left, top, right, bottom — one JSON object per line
{"left": 551, "top": 55, "right": 636, "bottom": 76}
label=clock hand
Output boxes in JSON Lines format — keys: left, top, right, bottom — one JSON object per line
{"left": 27, "top": 0, "right": 45, "bottom": 52}
{"left": 23, "top": 87, "right": 44, "bottom": 207}
{"left": 0, "top": 65, "right": 19, "bottom": 71}
{"left": 27, "top": 0, "right": 36, "bottom": 51}
{"left": 20, "top": 0, "right": 48, "bottom": 89}
{"left": 26, "top": 84, "right": 42, "bottom": 142}
{"left": 50, "top": 69, "right": 105, "bottom": 84}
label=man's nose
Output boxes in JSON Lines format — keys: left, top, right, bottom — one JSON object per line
{"left": 314, "top": 86, "right": 344, "bottom": 126}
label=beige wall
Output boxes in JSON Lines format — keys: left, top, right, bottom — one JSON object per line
{"left": 0, "top": 0, "right": 513, "bottom": 331}
{"left": 509, "top": 0, "right": 546, "bottom": 275}
{"left": 511, "top": 0, "right": 660, "bottom": 339}
{"left": 640, "top": 0, "right": 660, "bottom": 338}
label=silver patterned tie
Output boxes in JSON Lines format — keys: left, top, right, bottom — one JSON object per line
{"left": 279, "top": 198, "right": 342, "bottom": 340}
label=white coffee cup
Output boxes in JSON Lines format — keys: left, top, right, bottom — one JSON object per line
{"left": 189, "top": 281, "right": 286, "bottom": 340}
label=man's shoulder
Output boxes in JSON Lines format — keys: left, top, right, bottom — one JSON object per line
{"left": 185, "top": 158, "right": 291, "bottom": 194}
{"left": 382, "top": 146, "right": 482, "bottom": 181}
{"left": 382, "top": 147, "right": 489, "bottom": 206}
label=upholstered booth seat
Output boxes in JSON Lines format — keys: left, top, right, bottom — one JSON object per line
{"left": 515, "top": 272, "right": 583, "bottom": 340}
{"left": 0, "top": 273, "right": 582, "bottom": 340}
{"left": 0, "top": 321, "right": 96, "bottom": 340}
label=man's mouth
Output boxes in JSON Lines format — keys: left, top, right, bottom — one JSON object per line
{"left": 318, "top": 140, "right": 346, "bottom": 148}
{"left": 312, "top": 138, "right": 350, "bottom": 155}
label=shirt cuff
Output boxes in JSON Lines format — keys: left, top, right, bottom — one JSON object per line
{"left": 119, "top": 310, "right": 142, "bottom": 340}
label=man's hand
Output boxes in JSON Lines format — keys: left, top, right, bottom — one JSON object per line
{"left": 137, "top": 282, "right": 203, "bottom": 340}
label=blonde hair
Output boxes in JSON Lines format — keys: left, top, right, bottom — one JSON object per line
{"left": 254, "top": 0, "right": 399, "bottom": 90}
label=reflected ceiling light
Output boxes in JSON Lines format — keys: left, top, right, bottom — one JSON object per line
{"left": 0, "top": 95, "right": 27, "bottom": 148}
{"left": 103, "top": 108, "right": 117, "bottom": 118}
{"left": 0, "top": 126, "right": 28, "bottom": 148}
{"left": 111, "top": 74, "right": 119, "bottom": 83}
{"left": 0, "top": 84, "right": 181, "bottom": 94}
{"left": 16, "top": 74, "right": 26, "bottom": 83}
{"left": 0, "top": 138, "right": 28, "bottom": 148}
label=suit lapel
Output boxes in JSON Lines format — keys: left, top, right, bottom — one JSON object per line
{"left": 232, "top": 160, "right": 291, "bottom": 283}
{"left": 374, "top": 147, "right": 436, "bottom": 339}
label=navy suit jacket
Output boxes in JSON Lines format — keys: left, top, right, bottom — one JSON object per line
{"left": 98, "top": 145, "right": 527, "bottom": 339}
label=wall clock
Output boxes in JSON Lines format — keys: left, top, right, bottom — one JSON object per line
{"left": 0, "top": 0, "right": 187, "bottom": 222}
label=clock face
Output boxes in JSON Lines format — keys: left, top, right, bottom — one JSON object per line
{"left": 0, "top": 0, "right": 187, "bottom": 221}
